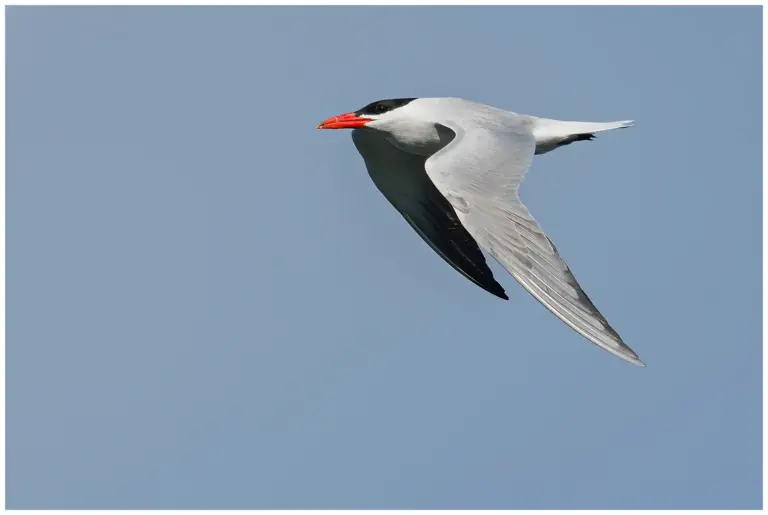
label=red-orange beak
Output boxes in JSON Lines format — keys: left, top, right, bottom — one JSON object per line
{"left": 316, "top": 112, "right": 373, "bottom": 130}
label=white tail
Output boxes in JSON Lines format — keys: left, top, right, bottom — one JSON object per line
{"left": 531, "top": 117, "right": 634, "bottom": 155}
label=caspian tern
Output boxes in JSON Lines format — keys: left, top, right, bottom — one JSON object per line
{"left": 317, "top": 97, "right": 643, "bottom": 367}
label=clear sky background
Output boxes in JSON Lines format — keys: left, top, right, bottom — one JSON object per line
{"left": 7, "top": 6, "right": 762, "bottom": 510}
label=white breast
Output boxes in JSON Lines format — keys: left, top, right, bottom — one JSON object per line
{"left": 368, "top": 118, "right": 455, "bottom": 157}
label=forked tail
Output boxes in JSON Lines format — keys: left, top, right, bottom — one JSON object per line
{"left": 531, "top": 117, "right": 634, "bottom": 154}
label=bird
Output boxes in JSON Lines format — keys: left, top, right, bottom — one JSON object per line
{"left": 316, "top": 97, "right": 643, "bottom": 367}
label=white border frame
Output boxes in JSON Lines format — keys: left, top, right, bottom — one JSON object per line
{"left": 1, "top": 2, "right": 764, "bottom": 514}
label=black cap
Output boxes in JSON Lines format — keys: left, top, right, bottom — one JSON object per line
{"left": 355, "top": 98, "right": 417, "bottom": 117}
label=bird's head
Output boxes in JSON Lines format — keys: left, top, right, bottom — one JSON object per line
{"left": 316, "top": 98, "right": 417, "bottom": 130}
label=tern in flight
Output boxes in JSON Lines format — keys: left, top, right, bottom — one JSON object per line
{"left": 317, "top": 97, "right": 643, "bottom": 367}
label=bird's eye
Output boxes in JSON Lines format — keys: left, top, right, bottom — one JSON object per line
{"left": 375, "top": 104, "right": 388, "bottom": 113}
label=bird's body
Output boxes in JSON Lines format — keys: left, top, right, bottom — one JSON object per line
{"left": 317, "top": 97, "right": 643, "bottom": 367}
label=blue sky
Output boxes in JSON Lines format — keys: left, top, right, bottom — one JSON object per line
{"left": 7, "top": 6, "right": 762, "bottom": 509}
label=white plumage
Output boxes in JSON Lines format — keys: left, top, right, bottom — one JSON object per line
{"left": 318, "top": 97, "right": 642, "bottom": 367}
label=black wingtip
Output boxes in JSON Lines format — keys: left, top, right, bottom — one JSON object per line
{"left": 476, "top": 281, "right": 508, "bottom": 300}
{"left": 493, "top": 288, "right": 509, "bottom": 301}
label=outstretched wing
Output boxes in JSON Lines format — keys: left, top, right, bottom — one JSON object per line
{"left": 424, "top": 116, "right": 644, "bottom": 366}
{"left": 351, "top": 128, "right": 507, "bottom": 300}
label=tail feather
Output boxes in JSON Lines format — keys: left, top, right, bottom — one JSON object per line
{"left": 531, "top": 117, "right": 634, "bottom": 155}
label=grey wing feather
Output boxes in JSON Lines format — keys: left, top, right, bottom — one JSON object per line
{"left": 351, "top": 128, "right": 508, "bottom": 300}
{"left": 423, "top": 115, "right": 644, "bottom": 366}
